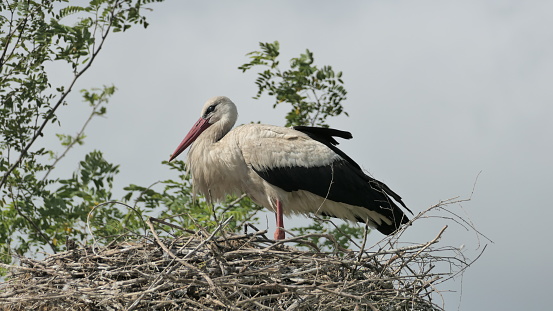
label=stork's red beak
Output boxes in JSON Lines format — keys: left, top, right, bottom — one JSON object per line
{"left": 169, "top": 117, "right": 211, "bottom": 161}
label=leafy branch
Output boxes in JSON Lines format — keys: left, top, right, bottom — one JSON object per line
{"left": 0, "top": 0, "right": 163, "bottom": 261}
{"left": 0, "top": 0, "right": 144, "bottom": 190}
{"left": 239, "top": 41, "right": 348, "bottom": 127}
{"left": 43, "top": 86, "right": 115, "bottom": 182}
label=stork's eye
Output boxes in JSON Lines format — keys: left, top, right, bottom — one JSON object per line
{"left": 204, "top": 104, "right": 216, "bottom": 116}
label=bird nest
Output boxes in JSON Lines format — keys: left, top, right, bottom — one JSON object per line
{"left": 0, "top": 198, "right": 485, "bottom": 311}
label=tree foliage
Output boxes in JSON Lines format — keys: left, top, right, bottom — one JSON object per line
{"left": 0, "top": 0, "right": 163, "bottom": 262}
{"left": 239, "top": 41, "right": 348, "bottom": 127}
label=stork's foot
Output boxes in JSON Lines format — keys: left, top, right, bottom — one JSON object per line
{"left": 274, "top": 228, "right": 285, "bottom": 240}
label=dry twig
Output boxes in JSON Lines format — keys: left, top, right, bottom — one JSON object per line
{"left": 0, "top": 199, "right": 486, "bottom": 310}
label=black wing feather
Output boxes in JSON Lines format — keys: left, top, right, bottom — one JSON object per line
{"left": 293, "top": 126, "right": 362, "bottom": 170}
{"left": 254, "top": 160, "right": 409, "bottom": 235}
{"left": 293, "top": 126, "right": 353, "bottom": 144}
{"left": 293, "top": 126, "right": 411, "bottom": 212}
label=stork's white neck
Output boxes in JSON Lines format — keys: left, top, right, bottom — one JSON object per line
{"left": 186, "top": 117, "right": 242, "bottom": 203}
{"left": 187, "top": 115, "right": 236, "bottom": 176}
{"left": 202, "top": 115, "right": 235, "bottom": 145}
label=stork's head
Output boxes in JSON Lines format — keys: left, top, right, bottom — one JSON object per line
{"left": 169, "top": 96, "right": 237, "bottom": 161}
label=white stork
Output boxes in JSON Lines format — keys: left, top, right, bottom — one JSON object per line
{"left": 169, "top": 96, "right": 411, "bottom": 240}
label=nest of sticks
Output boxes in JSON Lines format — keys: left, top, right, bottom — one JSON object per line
{"left": 0, "top": 198, "right": 485, "bottom": 311}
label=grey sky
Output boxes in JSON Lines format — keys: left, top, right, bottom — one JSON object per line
{"left": 49, "top": 1, "right": 552, "bottom": 309}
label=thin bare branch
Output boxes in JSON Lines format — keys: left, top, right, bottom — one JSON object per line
{"left": 0, "top": 3, "right": 115, "bottom": 190}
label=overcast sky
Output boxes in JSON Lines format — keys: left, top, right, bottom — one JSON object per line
{"left": 47, "top": 1, "right": 553, "bottom": 309}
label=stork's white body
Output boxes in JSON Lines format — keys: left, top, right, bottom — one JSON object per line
{"left": 188, "top": 123, "right": 391, "bottom": 227}
{"left": 169, "top": 96, "right": 410, "bottom": 239}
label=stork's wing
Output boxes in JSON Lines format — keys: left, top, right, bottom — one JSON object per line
{"left": 292, "top": 126, "right": 361, "bottom": 170}
{"left": 235, "top": 124, "right": 411, "bottom": 235}
{"left": 293, "top": 125, "right": 410, "bottom": 212}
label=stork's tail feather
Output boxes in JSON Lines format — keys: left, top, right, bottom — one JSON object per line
{"left": 372, "top": 212, "right": 410, "bottom": 235}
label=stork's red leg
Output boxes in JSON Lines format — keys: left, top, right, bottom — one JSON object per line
{"left": 274, "top": 199, "right": 285, "bottom": 240}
